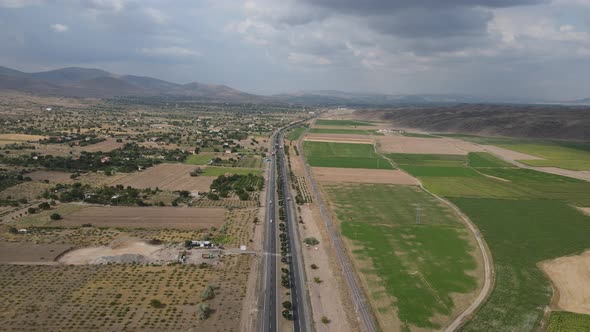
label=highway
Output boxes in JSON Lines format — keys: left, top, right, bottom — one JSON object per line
{"left": 261, "top": 130, "right": 279, "bottom": 332}
{"left": 297, "top": 125, "right": 378, "bottom": 332}
{"left": 261, "top": 122, "right": 312, "bottom": 332}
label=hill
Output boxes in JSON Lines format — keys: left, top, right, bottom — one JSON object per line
{"left": 0, "top": 65, "right": 260, "bottom": 102}
{"left": 353, "top": 104, "right": 590, "bottom": 141}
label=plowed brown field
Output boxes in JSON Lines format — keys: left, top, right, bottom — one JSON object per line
{"left": 111, "top": 163, "right": 215, "bottom": 191}
{"left": 312, "top": 167, "right": 419, "bottom": 185}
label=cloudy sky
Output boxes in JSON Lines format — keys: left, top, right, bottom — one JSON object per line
{"left": 1, "top": 0, "right": 589, "bottom": 100}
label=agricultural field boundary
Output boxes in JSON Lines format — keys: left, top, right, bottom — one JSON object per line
{"left": 376, "top": 146, "right": 495, "bottom": 331}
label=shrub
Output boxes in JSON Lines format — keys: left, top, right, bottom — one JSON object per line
{"left": 313, "top": 277, "right": 322, "bottom": 284}
{"left": 149, "top": 299, "right": 164, "bottom": 308}
{"left": 303, "top": 237, "right": 319, "bottom": 246}
{"left": 27, "top": 207, "right": 37, "bottom": 214}
{"left": 38, "top": 202, "right": 50, "bottom": 210}
{"left": 310, "top": 264, "right": 318, "bottom": 270}
{"left": 321, "top": 316, "right": 331, "bottom": 324}
{"left": 50, "top": 213, "right": 62, "bottom": 220}
{"left": 197, "top": 303, "right": 211, "bottom": 320}
{"left": 201, "top": 285, "right": 215, "bottom": 301}
{"left": 282, "top": 301, "right": 292, "bottom": 310}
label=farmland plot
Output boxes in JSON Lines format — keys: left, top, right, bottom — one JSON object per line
{"left": 111, "top": 163, "right": 215, "bottom": 192}
{"left": 303, "top": 141, "right": 393, "bottom": 169}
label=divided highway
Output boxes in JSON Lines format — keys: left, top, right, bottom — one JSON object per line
{"left": 261, "top": 121, "right": 312, "bottom": 332}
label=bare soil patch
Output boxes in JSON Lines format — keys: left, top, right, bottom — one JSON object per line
{"left": 0, "top": 133, "right": 46, "bottom": 144}
{"left": 111, "top": 163, "right": 215, "bottom": 191}
{"left": 59, "top": 206, "right": 225, "bottom": 230}
{"left": 541, "top": 251, "right": 590, "bottom": 314}
{"left": 578, "top": 207, "right": 590, "bottom": 216}
{"left": 312, "top": 167, "right": 419, "bottom": 185}
{"left": 535, "top": 167, "right": 590, "bottom": 182}
{"left": 0, "top": 182, "right": 52, "bottom": 201}
{"left": 482, "top": 145, "right": 544, "bottom": 161}
{"left": 0, "top": 242, "right": 72, "bottom": 264}
{"left": 305, "top": 133, "right": 374, "bottom": 144}
{"left": 378, "top": 135, "right": 483, "bottom": 155}
{"left": 27, "top": 170, "right": 73, "bottom": 183}
{"left": 78, "top": 137, "right": 124, "bottom": 152}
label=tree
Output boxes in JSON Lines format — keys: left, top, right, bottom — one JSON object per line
{"left": 27, "top": 207, "right": 37, "bottom": 214}
{"left": 50, "top": 213, "right": 62, "bottom": 220}
{"left": 38, "top": 202, "right": 50, "bottom": 210}
{"left": 282, "top": 301, "right": 292, "bottom": 310}
{"left": 8, "top": 227, "right": 17, "bottom": 234}
{"left": 197, "top": 303, "right": 211, "bottom": 320}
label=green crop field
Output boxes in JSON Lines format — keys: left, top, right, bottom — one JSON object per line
{"left": 546, "top": 311, "right": 590, "bottom": 332}
{"left": 201, "top": 167, "right": 261, "bottom": 176}
{"left": 236, "top": 156, "right": 263, "bottom": 168}
{"left": 325, "top": 184, "right": 478, "bottom": 330}
{"left": 286, "top": 127, "right": 306, "bottom": 141}
{"left": 452, "top": 198, "right": 590, "bottom": 331}
{"left": 388, "top": 153, "right": 467, "bottom": 167}
{"left": 303, "top": 141, "right": 394, "bottom": 169}
{"left": 184, "top": 154, "right": 213, "bottom": 165}
{"left": 468, "top": 152, "right": 515, "bottom": 168}
{"left": 402, "top": 132, "right": 440, "bottom": 138}
{"left": 386, "top": 149, "right": 590, "bottom": 331}
{"left": 308, "top": 128, "right": 380, "bottom": 135}
{"left": 440, "top": 135, "right": 590, "bottom": 171}
{"left": 314, "top": 119, "right": 376, "bottom": 126}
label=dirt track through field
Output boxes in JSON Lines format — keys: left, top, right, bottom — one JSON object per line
{"left": 311, "top": 167, "right": 419, "bottom": 185}
{"left": 482, "top": 145, "right": 543, "bottom": 161}
{"left": 541, "top": 251, "right": 590, "bottom": 314}
{"left": 60, "top": 206, "right": 224, "bottom": 229}
{"left": 110, "top": 163, "right": 215, "bottom": 191}
{"left": 378, "top": 135, "right": 483, "bottom": 155}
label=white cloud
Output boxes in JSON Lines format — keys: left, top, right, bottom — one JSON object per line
{"left": 50, "top": 23, "right": 69, "bottom": 32}
{"left": 140, "top": 46, "right": 201, "bottom": 58}
{"left": 287, "top": 52, "right": 331, "bottom": 65}
{"left": 143, "top": 7, "right": 167, "bottom": 25}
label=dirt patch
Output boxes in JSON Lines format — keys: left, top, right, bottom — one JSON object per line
{"left": 0, "top": 242, "right": 72, "bottom": 264}
{"left": 578, "top": 207, "right": 590, "bottom": 216}
{"left": 304, "top": 133, "right": 374, "bottom": 144}
{"left": 312, "top": 167, "right": 419, "bottom": 185}
{"left": 378, "top": 135, "right": 483, "bottom": 155}
{"left": 110, "top": 163, "right": 215, "bottom": 192}
{"left": 0, "top": 182, "right": 52, "bottom": 201}
{"left": 78, "top": 137, "right": 124, "bottom": 152}
{"left": 59, "top": 206, "right": 225, "bottom": 230}
{"left": 482, "top": 145, "right": 544, "bottom": 161}
{"left": 541, "top": 251, "right": 590, "bottom": 314}
{"left": 27, "top": 170, "right": 74, "bottom": 183}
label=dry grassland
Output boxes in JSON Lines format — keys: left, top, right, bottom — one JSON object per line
{"left": 0, "top": 182, "right": 52, "bottom": 200}
{"left": 27, "top": 170, "right": 74, "bottom": 183}
{"left": 109, "top": 163, "right": 215, "bottom": 192}
{"left": 59, "top": 206, "right": 225, "bottom": 230}
{"left": 312, "top": 167, "right": 419, "bottom": 185}
{"left": 377, "top": 135, "right": 483, "bottom": 155}
{"left": 482, "top": 145, "right": 544, "bottom": 161}
{"left": 541, "top": 251, "right": 590, "bottom": 314}
{"left": 78, "top": 138, "right": 124, "bottom": 152}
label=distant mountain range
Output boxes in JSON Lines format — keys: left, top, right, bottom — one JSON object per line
{"left": 0, "top": 66, "right": 261, "bottom": 102}
{"left": 0, "top": 65, "right": 587, "bottom": 105}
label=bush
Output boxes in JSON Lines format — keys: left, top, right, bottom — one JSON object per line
{"left": 238, "top": 192, "right": 249, "bottom": 201}
{"left": 27, "top": 207, "right": 37, "bottom": 214}
{"left": 8, "top": 227, "right": 17, "bottom": 234}
{"left": 282, "top": 301, "right": 292, "bottom": 310}
{"left": 150, "top": 299, "right": 164, "bottom": 308}
{"left": 197, "top": 303, "right": 211, "bottom": 320}
{"left": 313, "top": 277, "right": 322, "bottom": 284}
{"left": 207, "top": 192, "right": 219, "bottom": 200}
{"left": 303, "top": 237, "right": 319, "bottom": 246}
{"left": 310, "top": 264, "right": 318, "bottom": 270}
{"left": 321, "top": 316, "right": 331, "bottom": 324}
{"left": 50, "top": 213, "right": 62, "bottom": 220}
{"left": 38, "top": 202, "right": 50, "bottom": 210}
{"left": 201, "top": 285, "right": 215, "bottom": 301}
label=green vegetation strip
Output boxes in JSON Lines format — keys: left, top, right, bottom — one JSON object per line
{"left": 201, "top": 167, "right": 261, "bottom": 176}
{"left": 401, "top": 132, "right": 439, "bottom": 138}
{"left": 314, "top": 119, "right": 375, "bottom": 127}
{"left": 286, "top": 127, "right": 306, "bottom": 141}
{"left": 303, "top": 141, "right": 393, "bottom": 170}
{"left": 184, "top": 154, "right": 213, "bottom": 165}
{"left": 325, "top": 184, "right": 477, "bottom": 330}
{"left": 308, "top": 128, "right": 380, "bottom": 135}
{"left": 387, "top": 151, "right": 590, "bottom": 330}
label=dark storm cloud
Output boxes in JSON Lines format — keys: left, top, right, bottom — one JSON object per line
{"left": 300, "top": 0, "right": 549, "bottom": 15}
